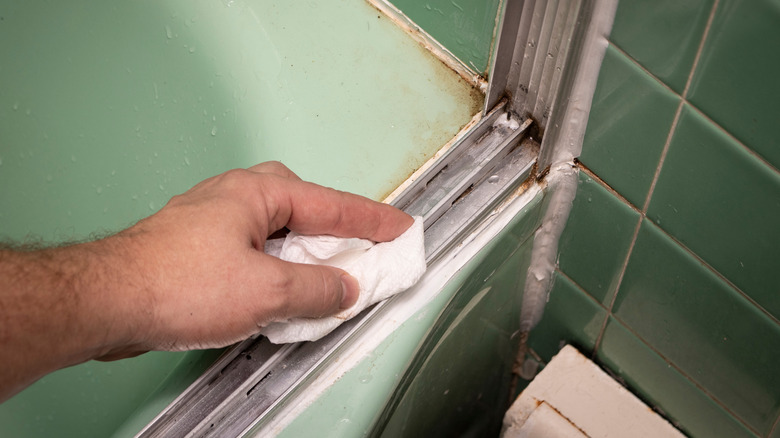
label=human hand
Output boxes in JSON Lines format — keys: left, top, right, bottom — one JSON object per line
{"left": 96, "top": 161, "right": 413, "bottom": 357}
{"left": 0, "top": 162, "right": 412, "bottom": 399}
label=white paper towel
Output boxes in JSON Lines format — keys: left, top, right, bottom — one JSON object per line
{"left": 260, "top": 216, "right": 426, "bottom": 344}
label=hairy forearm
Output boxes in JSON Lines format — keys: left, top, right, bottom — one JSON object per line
{"left": 0, "top": 238, "right": 144, "bottom": 402}
{"left": 0, "top": 162, "right": 411, "bottom": 403}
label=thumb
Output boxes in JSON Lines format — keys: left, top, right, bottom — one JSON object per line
{"left": 263, "top": 257, "right": 360, "bottom": 320}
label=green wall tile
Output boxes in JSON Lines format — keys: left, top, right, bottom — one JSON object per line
{"left": 580, "top": 45, "right": 680, "bottom": 207}
{"left": 687, "top": 0, "right": 780, "bottom": 169}
{"left": 558, "top": 172, "right": 639, "bottom": 303}
{"left": 389, "top": 0, "right": 500, "bottom": 74}
{"left": 598, "top": 318, "right": 758, "bottom": 438}
{"left": 527, "top": 271, "right": 606, "bottom": 361}
{"left": 648, "top": 105, "right": 780, "bottom": 319}
{"left": 614, "top": 220, "right": 780, "bottom": 434}
{"left": 610, "top": 0, "right": 714, "bottom": 93}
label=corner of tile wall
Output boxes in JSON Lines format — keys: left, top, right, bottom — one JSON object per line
{"left": 547, "top": 0, "right": 780, "bottom": 436}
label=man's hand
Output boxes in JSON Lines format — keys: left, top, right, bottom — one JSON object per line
{"left": 0, "top": 162, "right": 413, "bottom": 402}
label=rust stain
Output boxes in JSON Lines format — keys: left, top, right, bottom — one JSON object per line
{"left": 540, "top": 400, "right": 592, "bottom": 437}
{"left": 365, "top": 0, "right": 487, "bottom": 202}
{"left": 365, "top": 0, "right": 487, "bottom": 90}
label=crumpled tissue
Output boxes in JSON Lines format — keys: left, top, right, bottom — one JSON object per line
{"left": 260, "top": 216, "right": 426, "bottom": 344}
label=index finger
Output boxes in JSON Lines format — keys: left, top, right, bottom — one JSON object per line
{"left": 261, "top": 176, "right": 414, "bottom": 243}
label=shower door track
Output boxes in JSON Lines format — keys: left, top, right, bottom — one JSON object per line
{"left": 136, "top": 0, "right": 605, "bottom": 435}
{"left": 137, "top": 101, "right": 538, "bottom": 438}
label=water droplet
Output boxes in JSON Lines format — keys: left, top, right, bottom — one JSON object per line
{"left": 70, "top": 155, "right": 77, "bottom": 163}
{"left": 96, "top": 187, "right": 102, "bottom": 194}
{"left": 46, "top": 175, "right": 53, "bottom": 183}
{"left": 189, "top": 46, "right": 196, "bottom": 54}
{"left": 184, "top": 156, "right": 191, "bottom": 166}
{"left": 25, "top": 108, "right": 31, "bottom": 116}
{"left": 487, "top": 175, "right": 499, "bottom": 184}
{"left": 211, "top": 126, "right": 217, "bottom": 136}
{"left": 12, "top": 102, "right": 19, "bottom": 111}
{"left": 528, "top": 41, "right": 535, "bottom": 48}
{"left": 165, "top": 25, "right": 174, "bottom": 39}
{"left": 148, "top": 201, "right": 156, "bottom": 211}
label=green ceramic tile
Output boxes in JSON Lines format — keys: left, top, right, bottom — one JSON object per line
{"left": 610, "top": 0, "right": 714, "bottom": 93}
{"left": 647, "top": 105, "right": 780, "bottom": 319}
{"left": 614, "top": 220, "right": 780, "bottom": 434}
{"left": 558, "top": 172, "right": 639, "bottom": 303}
{"left": 597, "top": 318, "right": 758, "bottom": 438}
{"left": 687, "top": 0, "right": 780, "bottom": 169}
{"left": 580, "top": 45, "right": 680, "bottom": 207}
{"left": 389, "top": 0, "right": 500, "bottom": 73}
{"left": 527, "top": 271, "right": 606, "bottom": 361}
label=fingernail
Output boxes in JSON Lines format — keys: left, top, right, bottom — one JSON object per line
{"left": 340, "top": 274, "right": 359, "bottom": 309}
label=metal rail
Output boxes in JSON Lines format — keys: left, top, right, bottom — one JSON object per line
{"left": 137, "top": 0, "right": 599, "bottom": 434}
{"left": 137, "top": 104, "right": 537, "bottom": 438}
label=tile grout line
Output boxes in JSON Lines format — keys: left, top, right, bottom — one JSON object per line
{"left": 686, "top": 103, "right": 780, "bottom": 177}
{"left": 591, "top": 0, "right": 720, "bottom": 357}
{"left": 579, "top": 161, "right": 780, "bottom": 325}
{"left": 613, "top": 41, "right": 780, "bottom": 179}
{"left": 609, "top": 312, "right": 764, "bottom": 437}
{"left": 558, "top": 265, "right": 763, "bottom": 436}
{"left": 768, "top": 410, "right": 780, "bottom": 438}
{"left": 576, "top": 162, "right": 641, "bottom": 214}
{"left": 613, "top": 39, "right": 780, "bottom": 178}
{"left": 555, "top": 268, "right": 606, "bottom": 310}
{"left": 642, "top": 0, "right": 718, "bottom": 214}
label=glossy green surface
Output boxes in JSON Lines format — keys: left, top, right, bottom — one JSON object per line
{"left": 279, "top": 191, "right": 545, "bottom": 437}
{"left": 389, "top": 0, "right": 500, "bottom": 74}
{"left": 558, "top": 0, "right": 780, "bottom": 434}
{"left": 0, "top": 350, "right": 222, "bottom": 438}
{"left": 380, "top": 237, "right": 534, "bottom": 438}
{"left": 648, "top": 105, "right": 780, "bottom": 319}
{"left": 579, "top": 45, "right": 679, "bottom": 207}
{"left": 610, "top": 0, "right": 714, "bottom": 93}
{"left": 615, "top": 220, "right": 780, "bottom": 434}
{"left": 688, "top": 0, "right": 780, "bottom": 169}
{"left": 598, "top": 317, "right": 758, "bottom": 438}
{"left": 0, "top": 1, "right": 480, "bottom": 436}
{"left": 527, "top": 271, "right": 606, "bottom": 361}
{"left": 557, "top": 172, "right": 639, "bottom": 303}
{"left": 0, "top": 0, "right": 479, "bottom": 243}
